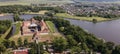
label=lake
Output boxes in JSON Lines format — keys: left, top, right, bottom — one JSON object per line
{"left": 66, "top": 18, "right": 120, "bottom": 45}
{"left": 0, "top": 14, "right": 120, "bottom": 44}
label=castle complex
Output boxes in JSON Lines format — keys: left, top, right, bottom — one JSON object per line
{"left": 21, "top": 18, "right": 49, "bottom": 35}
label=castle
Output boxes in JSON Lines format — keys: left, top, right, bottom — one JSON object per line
{"left": 21, "top": 18, "right": 49, "bottom": 35}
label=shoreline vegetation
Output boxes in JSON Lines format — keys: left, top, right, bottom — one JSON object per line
{"left": 55, "top": 13, "right": 117, "bottom": 22}
{"left": 0, "top": 10, "right": 48, "bottom": 16}
{"left": 0, "top": 13, "right": 12, "bottom": 16}
{"left": 0, "top": 12, "right": 118, "bottom": 22}
{"left": 22, "top": 10, "right": 49, "bottom": 15}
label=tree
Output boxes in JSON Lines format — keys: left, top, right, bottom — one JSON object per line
{"left": 0, "top": 44, "right": 6, "bottom": 54}
{"left": 24, "top": 38, "right": 28, "bottom": 47}
{"left": 0, "top": 25, "right": 7, "bottom": 34}
{"left": 13, "top": 14, "right": 21, "bottom": 22}
{"left": 92, "top": 19, "right": 97, "bottom": 23}
{"left": 28, "top": 42, "right": 45, "bottom": 54}
{"left": 2, "top": 40, "right": 11, "bottom": 48}
{"left": 105, "top": 42, "right": 115, "bottom": 50}
{"left": 70, "top": 46, "right": 81, "bottom": 54}
{"left": 112, "top": 45, "right": 120, "bottom": 54}
{"left": 28, "top": 48, "right": 36, "bottom": 54}
{"left": 11, "top": 41, "right": 16, "bottom": 49}
{"left": 33, "top": 16, "right": 42, "bottom": 21}
{"left": 97, "top": 44, "right": 111, "bottom": 54}
{"left": 66, "top": 35, "right": 77, "bottom": 48}
{"left": 17, "top": 37, "right": 22, "bottom": 47}
{"left": 52, "top": 37, "right": 68, "bottom": 53}
{"left": 81, "top": 43, "right": 89, "bottom": 54}
{"left": 45, "top": 12, "right": 53, "bottom": 18}
{"left": 28, "top": 42, "right": 37, "bottom": 54}
{"left": 59, "top": 27, "right": 65, "bottom": 32}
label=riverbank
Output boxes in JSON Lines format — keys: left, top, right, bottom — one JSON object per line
{"left": 55, "top": 13, "right": 113, "bottom": 22}
{"left": 0, "top": 10, "right": 48, "bottom": 16}
{"left": 0, "top": 13, "right": 12, "bottom": 16}
{"left": 22, "top": 10, "right": 49, "bottom": 15}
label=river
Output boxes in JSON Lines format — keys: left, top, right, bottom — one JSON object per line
{"left": 0, "top": 14, "right": 120, "bottom": 44}
{"left": 65, "top": 18, "right": 120, "bottom": 45}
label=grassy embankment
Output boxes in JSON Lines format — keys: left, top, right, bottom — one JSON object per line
{"left": 9, "top": 33, "right": 63, "bottom": 43}
{"left": 9, "top": 22, "right": 21, "bottom": 41}
{"left": 14, "top": 22, "right": 21, "bottom": 35}
{"left": 23, "top": 10, "right": 49, "bottom": 15}
{"left": 0, "top": 26, "right": 12, "bottom": 43}
{"left": 55, "top": 13, "right": 111, "bottom": 22}
{"left": 46, "top": 21, "right": 56, "bottom": 33}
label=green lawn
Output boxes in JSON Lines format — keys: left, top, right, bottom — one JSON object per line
{"left": 55, "top": 13, "right": 111, "bottom": 22}
{"left": 23, "top": 10, "right": 49, "bottom": 15}
{"left": 9, "top": 35, "right": 32, "bottom": 44}
{"left": 14, "top": 22, "right": 21, "bottom": 35}
{"left": 46, "top": 21, "right": 56, "bottom": 33}
{"left": 0, "top": 37, "right": 4, "bottom": 44}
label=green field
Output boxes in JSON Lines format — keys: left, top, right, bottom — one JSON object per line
{"left": 46, "top": 21, "right": 56, "bottom": 33}
{"left": 14, "top": 22, "right": 21, "bottom": 35}
{"left": 55, "top": 13, "right": 111, "bottom": 22}
{"left": 0, "top": 0, "right": 73, "bottom": 6}
{"left": 23, "top": 10, "right": 49, "bottom": 15}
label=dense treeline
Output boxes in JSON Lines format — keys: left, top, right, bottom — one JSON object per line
{"left": 0, "top": 37, "right": 47, "bottom": 54}
{"left": 0, "top": 5, "right": 30, "bottom": 13}
{"left": 0, "top": 5, "right": 65, "bottom": 14}
{"left": 0, "top": 20, "right": 12, "bottom": 34}
{"left": 75, "top": 12, "right": 120, "bottom": 18}
{"left": 51, "top": 18, "right": 120, "bottom": 54}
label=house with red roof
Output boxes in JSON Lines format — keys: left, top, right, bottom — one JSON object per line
{"left": 13, "top": 49, "right": 28, "bottom": 54}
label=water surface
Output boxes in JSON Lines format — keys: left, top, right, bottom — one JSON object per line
{"left": 66, "top": 18, "right": 120, "bottom": 44}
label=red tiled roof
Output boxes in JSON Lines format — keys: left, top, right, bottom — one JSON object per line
{"left": 13, "top": 49, "right": 28, "bottom": 54}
